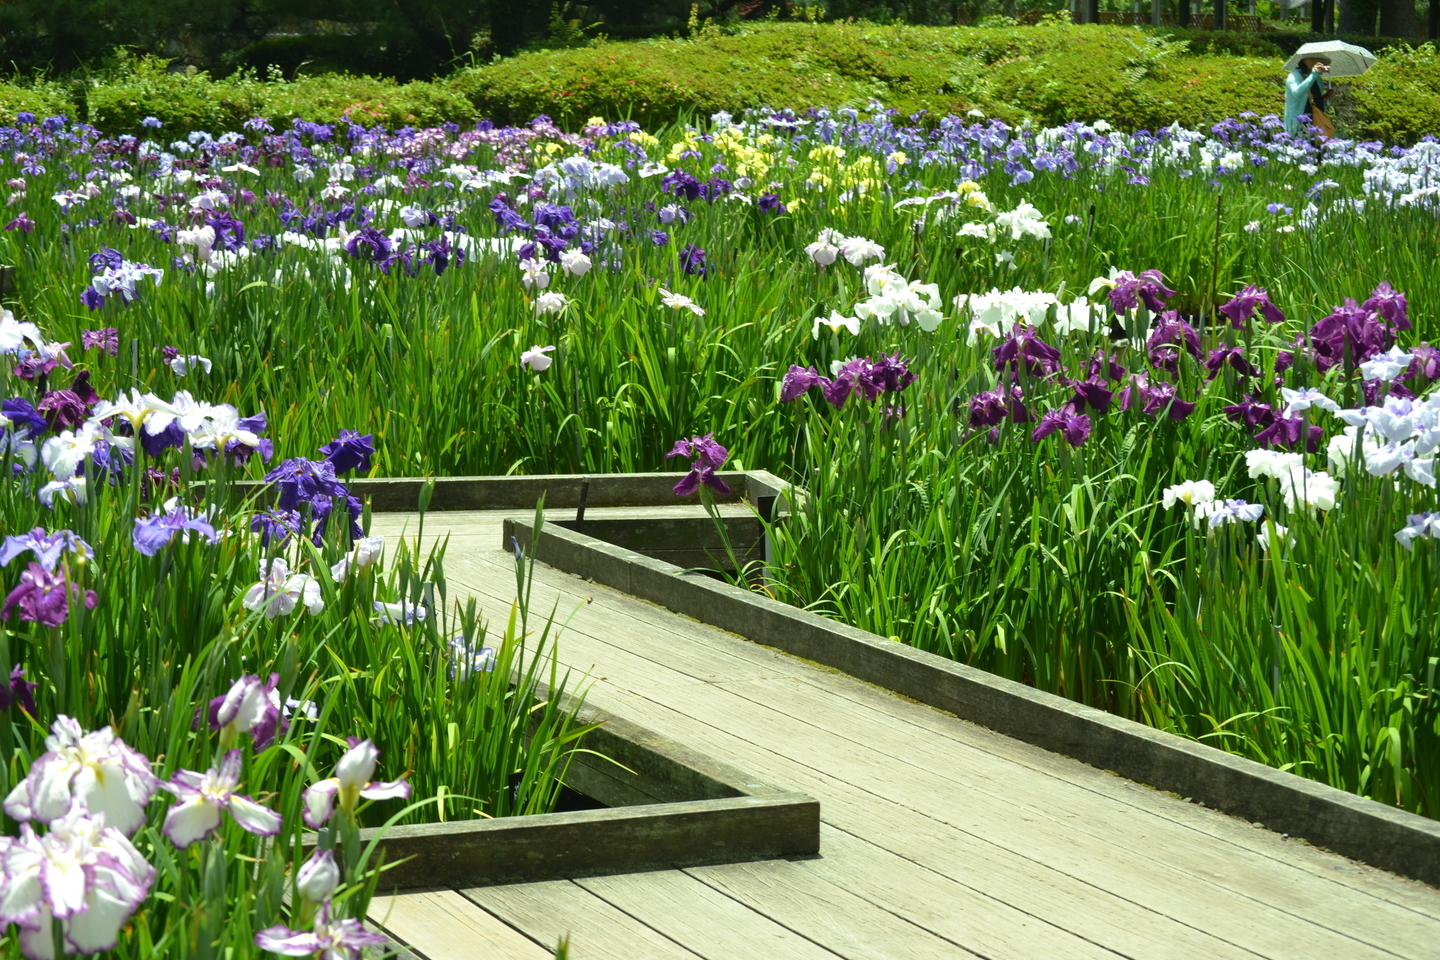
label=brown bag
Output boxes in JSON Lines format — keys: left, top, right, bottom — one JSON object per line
{"left": 1309, "top": 89, "right": 1336, "bottom": 140}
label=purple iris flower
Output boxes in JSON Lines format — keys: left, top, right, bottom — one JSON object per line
{"left": 1203, "top": 346, "right": 1259, "bottom": 380}
{"left": 319, "top": 430, "right": 374, "bottom": 475}
{"left": 2, "top": 397, "right": 48, "bottom": 437}
{"left": 651, "top": 230, "right": 670, "bottom": 247}
{"left": 1409, "top": 343, "right": 1440, "bottom": 380}
{"left": 1223, "top": 395, "right": 1275, "bottom": 431}
{"left": 251, "top": 508, "right": 304, "bottom": 548}
{"left": 1309, "top": 299, "right": 1393, "bottom": 371}
{"left": 4, "top": 213, "right": 34, "bottom": 234}
{"left": 1254, "top": 415, "right": 1322, "bottom": 452}
{"left": 1130, "top": 379, "right": 1195, "bottom": 420}
{"left": 858, "top": 353, "right": 918, "bottom": 398}
{"left": 133, "top": 504, "right": 220, "bottom": 556}
{"left": 666, "top": 432, "right": 730, "bottom": 496}
{"left": 343, "top": 227, "right": 393, "bottom": 263}
{"left": 88, "top": 247, "right": 124, "bottom": 273}
{"left": 968, "top": 391, "right": 1008, "bottom": 429}
{"left": 207, "top": 211, "right": 246, "bottom": 252}
{"left": 79, "top": 287, "right": 104, "bottom": 311}
{"left": 661, "top": 170, "right": 703, "bottom": 202}
{"left": 81, "top": 327, "right": 119, "bottom": 356}
{"left": 1031, "top": 405, "right": 1092, "bottom": 447}
{"left": 780, "top": 365, "right": 826, "bottom": 402}
{"left": 679, "top": 243, "right": 708, "bottom": 277}
{"left": 993, "top": 324, "right": 1062, "bottom": 376}
{"left": 0, "top": 528, "right": 92, "bottom": 572}
{"left": 1066, "top": 377, "right": 1114, "bottom": 413}
{"left": 1218, "top": 284, "right": 1285, "bottom": 329}
{"left": 263, "top": 457, "right": 364, "bottom": 542}
{"left": 200, "top": 673, "right": 286, "bottom": 750}
{"left": 1146, "top": 312, "right": 1203, "bottom": 374}
{"left": 1006, "top": 385, "right": 1033, "bottom": 423}
{"left": 1108, "top": 269, "right": 1176, "bottom": 314}
{"left": 757, "top": 194, "right": 786, "bottom": 215}
{"left": 1088, "top": 351, "right": 1127, "bottom": 382}
{"left": 0, "top": 665, "right": 37, "bottom": 717}
{"left": 2, "top": 562, "right": 97, "bottom": 627}
{"left": 38, "top": 372, "right": 101, "bottom": 430}
{"left": 1362, "top": 282, "right": 1410, "bottom": 331}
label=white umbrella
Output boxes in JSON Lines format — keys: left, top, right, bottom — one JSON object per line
{"left": 1284, "top": 40, "right": 1378, "bottom": 78}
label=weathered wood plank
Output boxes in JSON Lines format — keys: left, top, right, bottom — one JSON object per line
{"left": 369, "top": 888, "right": 552, "bottom": 959}
{"left": 684, "top": 858, "right": 984, "bottom": 960}
{"left": 463, "top": 880, "right": 705, "bottom": 960}
{"left": 797, "top": 825, "right": 1127, "bottom": 960}
{"left": 576, "top": 870, "right": 844, "bottom": 960}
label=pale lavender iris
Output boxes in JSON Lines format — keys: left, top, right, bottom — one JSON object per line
{"left": 0, "top": 527, "right": 92, "bottom": 572}
{"left": 254, "top": 900, "right": 388, "bottom": 958}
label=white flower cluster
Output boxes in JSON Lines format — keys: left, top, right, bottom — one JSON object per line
{"left": 804, "top": 228, "right": 884, "bottom": 268}
{"left": 1160, "top": 479, "right": 1266, "bottom": 533}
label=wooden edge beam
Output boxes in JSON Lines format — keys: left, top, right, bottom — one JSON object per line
{"left": 505, "top": 516, "right": 1440, "bottom": 888}
{"left": 308, "top": 794, "right": 820, "bottom": 891}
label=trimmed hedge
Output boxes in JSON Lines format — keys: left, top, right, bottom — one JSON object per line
{"left": 0, "top": 25, "right": 1435, "bottom": 142}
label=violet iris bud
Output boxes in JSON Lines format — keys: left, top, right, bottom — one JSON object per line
{"left": 319, "top": 429, "right": 374, "bottom": 475}
{"left": 665, "top": 432, "right": 730, "bottom": 496}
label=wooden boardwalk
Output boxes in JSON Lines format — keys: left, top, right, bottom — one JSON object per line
{"left": 366, "top": 509, "right": 1440, "bottom": 960}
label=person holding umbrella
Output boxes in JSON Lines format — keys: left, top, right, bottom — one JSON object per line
{"left": 1285, "top": 55, "right": 1333, "bottom": 138}
{"left": 1282, "top": 41, "right": 1379, "bottom": 139}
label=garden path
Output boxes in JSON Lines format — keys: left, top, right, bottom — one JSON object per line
{"left": 364, "top": 509, "right": 1440, "bottom": 960}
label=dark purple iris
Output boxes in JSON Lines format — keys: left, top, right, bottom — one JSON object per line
{"left": 679, "top": 244, "right": 708, "bottom": 277}
{"left": 0, "top": 665, "right": 37, "bottom": 717}
{"left": 1223, "top": 395, "right": 1275, "bottom": 431}
{"left": 4, "top": 213, "right": 34, "bottom": 234}
{"left": 1362, "top": 281, "right": 1409, "bottom": 331}
{"left": 780, "top": 365, "right": 825, "bottom": 402}
{"left": 251, "top": 508, "right": 304, "bottom": 548}
{"left": 1108, "top": 269, "right": 1176, "bottom": 314}
{"left": 2, "top": 562, "right": 97, "bottom": 627}
{"left": 1066, "top": 376, "right": 1114, "bottom": 413}
{"left": 344, "top": 227, "right": 393, "bottom": 263}
{"left": 319, "top": 430, "right": 374, "bottom": 475}
{"left": 1088, "top": 351, "right": 1127, "bottom": 382}
{"left": 858, "top": 353, "right": 918, "bottom": 398}
{"left": 968, "top": 390, "right": 1007, "bottom": 429}
{"left": 666, "top": 433, "right": 730, "bottom": 496}
{"left": 1031, "top": 405, "right": 1092, "bottom": 447}
{"left": 1218, "top": 284, "right": 1284, "bottom": 329}
{"left": 757, "top": 194, "right": 786, "bottom": 215}
{"left": 207, "top": 211, "right": 246, "bottom": 251}
{"left": 2, "top": 398, "right": 48, "bottom": 437}
{"left": 993, "top": 324, "right": 1061, "bottom": 376}
{"left": 1203, "top": 346, "right": 1259, "bottom": 380}
{"left": 1309, "top": 299, "right": 1393, "bottom": 372}
{"left": 264, "top": 457, "right": 364, "bottom": 543}
{"left": 661, "top": 170, "right": 703, "bottom": 202}
{"left": 1255, "top": 415, "right": 1322, "bottom": 452}
{"left": 1146, "top": 312, "right": 1202, "bottom": 374}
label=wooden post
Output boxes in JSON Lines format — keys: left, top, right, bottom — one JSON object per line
{"left": 1214, "top": 0, "right": 1227, "bottom": 30}
{"left": 1153, "top": 0, "right": 1163, "bottom": 26}
{"left": 1085, "top": 0, "right": 1100, "bottom": 23}
{"left": 1179, "top": 0, "right": 1192, "bottom": 26}
{"left": 1432, "top": 0, "right": 1439, "bottom": 38}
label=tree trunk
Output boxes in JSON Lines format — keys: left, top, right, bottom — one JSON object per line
{"left": 1214, "top": 0, "right": 1226, "bottom": 29}
{"left": 1431, "top": 0, "right": 1439, "bottom": 38}
{"left": 1378, "top": 0, "right": 1417, "bottom": 35}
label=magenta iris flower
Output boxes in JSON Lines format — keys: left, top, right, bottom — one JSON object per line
{"left": 81, "top": 327, "right": 119, "bottom": 356}
{"left": 1146, "top": 312, "right": 1202, "bottom": 373}
{"left": 1203, "top": 346, "right": 1259, "bottom": 380}
{"left": 1218, "top": 284, "right": 1285, "bottom": 329}
{"left": 2, "top": 562, "right": 97, "bottom": 627}
{"left": 780, "top": 365, "right": 825, "bottom": 402}
{"left": 666, "top": 432, "right": 730, "bottom": 496}
{"left": 1362, "top": 282, "right": 1410, "bottom": 331}
{"left": 993, "top": 324, "right": 1061, "bottom": 376}
{"left": 968, "top": 390, "right": 1008, "bottom": 429}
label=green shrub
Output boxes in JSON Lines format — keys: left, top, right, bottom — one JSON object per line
{"left": 0, "top": 79, "right": 80, "bottom": 126}
{"left": 1349, "top": 42, "right": 1440, "bottom": 145}
{"left": 85, "top": 53, "right": 265, "bottom": 135}
{"left": 262, "top": 75, "right": 475, "bottom": 129}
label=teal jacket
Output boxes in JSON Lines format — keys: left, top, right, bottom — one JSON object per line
{"left": 1284, "top": 69, "right": 1326, "bottom": 135}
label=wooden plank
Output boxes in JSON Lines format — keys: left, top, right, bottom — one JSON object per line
{"left": 576, "top": 869, "right": 843, "bottom": 960}
{"left": 797, "top": 825, "right": 1125, "bottom": 960}
{"left": 684, "top": 858, "right": 983, "bottom": 960}
{"left": 464, "top": 879, "right": 705, "bottom": 960}
{"left": 334, "top": 794, "right": 817, "bottom": 890}
{"left": 369, "top": 888, "right": 552, "bottom": 960}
